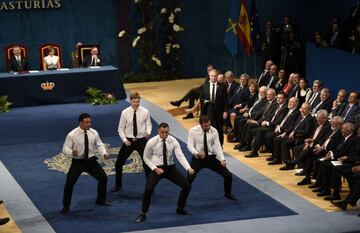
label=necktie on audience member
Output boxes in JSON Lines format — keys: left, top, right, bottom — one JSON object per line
{"left": 84, "top": 130, "right": 89, "bottom": 159}
{"left": 133, "top": 109, "right": 138, "bottom": 138}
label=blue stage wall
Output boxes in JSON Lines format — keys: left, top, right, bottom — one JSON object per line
{"left": 0, "top": 0, "right": 118, "bottom": 71}
{"left": 306, "top": 42, "right": 360, "bottom": 94}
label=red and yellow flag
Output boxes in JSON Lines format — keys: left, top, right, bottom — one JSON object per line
{"left": 236, "top": 0, "right": 252, "bottom": 55}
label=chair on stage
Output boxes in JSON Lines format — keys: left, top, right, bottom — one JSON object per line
{"left": 78, "top": 44, "right": 100, "bottom": 65}
{"left": 39, "top": 43, "right": 63, "bottom": 70}
{"left": 4, "top": 44, "right": 28, "bottom": 71}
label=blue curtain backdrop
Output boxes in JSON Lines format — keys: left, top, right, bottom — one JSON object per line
{"left": 0, "top": 0, "right": 118, "bottom": 71}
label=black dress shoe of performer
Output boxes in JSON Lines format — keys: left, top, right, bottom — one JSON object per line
{"left": 331, "top": 200, "right": 348, "bottom": 211}
{"left": 266, "top": 156, "right": 275, "bottom": 161}
{"left": 317, "top": 189, "right": 331, "bottom": 197}
{"left": 176, "top": 208, "right": 192, "bottom": 215}
{"left": 324, "top": 194, "right": 341, "bottom": 201}
{"left": 183, "top": 113, "right": 194, "bottom": 119}
{"left": 224, "top": 194, "right": 237, "bottom": 201}
{"left": 111, "top": 185, "right": 121, "bottom": 192}
{"left": 239, "top": 145, "right": 251, "bottom": 151}
{"left": 135, "top": 213, "right": 146, "bottom": 223}
{"left": 0, "top": 217, "right": 10, "bottom": 226}
{"left": 60, "top": 206, "right": 70, "bottom": 215}
{"left": 297, "top": 177, "right": 311, "bottom": 186}
{"left": 268, "top": 160, "right": 282, "bottom": 165}
{"left": 96, "top": 201, "right": 112, "bottom": 206}
{"left": 170, "top": 100, "right": 182, "bottom": 107}
{"left": 245, "top": 152, "right": 259, "bottom": 158}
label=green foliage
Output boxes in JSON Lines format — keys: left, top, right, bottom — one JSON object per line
{"left": 86, "top": 87, "right": 118, "bottom": 105}
{"left": 0, "top": 95, "right": 11, "bottom": 112}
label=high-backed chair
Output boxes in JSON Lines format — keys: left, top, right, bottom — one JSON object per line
{"left": 39, "top": 43, "right": 63, "bottom": 70}
{"left": 4, "top": 44, "right": 28, "bottom": 71}
{"left": 78, "top": 44, "right": 100, "bottom": 65}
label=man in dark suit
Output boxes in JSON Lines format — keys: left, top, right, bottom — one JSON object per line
{"left": 257, "top": 60, "right": 273, "bottom": 87}
{"left": 9, "top": 46, "right": 29, "bottom": 72}
{"left": 272, "top": 102, "right": 314, "bottom": 169}
{"left": 265, "top": 97, "right": 300, "bottom": 162}
{"left": 81, "top": 46, "right": 104, "bottom": 67}
{"left": 246, "top": 92, "right": 288, "bottom": 157}
{"left": 224, "top": 71, "right": 239, "bottom": 102}
{"left": 330, "top": 89, "right": 347, "bottom": 118}
{"left": 266, "top": 65, "right": 279, "bottom": 89}
{"left": 308, "top": 80, "right": 322, "bottom": 108}
{"left": 199, "top": 68, "right": 228, "bottom": 145}
{"left": 286, "top": 73, "right": 300, "bottom": 98}
{"left": 284, "top": 110, "right": 332, "bottom": 184}
{"left": 326, "top": 22, "right": 346, "bottom": 50}
{"left": 340, "top": 91, "right": 360, "bottom": 123}
{"left": 311, "top": 88, "right": 332, "bottom": 116}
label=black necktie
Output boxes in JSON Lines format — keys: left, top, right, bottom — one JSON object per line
{"left": 84, "top": 130, "right": 89, "bottom": 159}
{"left": 204, "top": 131, "right": 209, "bottom": 157}
{"left": 133, "top": 110, "right": 138, "bottom": 138}
{"left": 211, "top": 84, "right": 215, "bottom": 102}
{"left": 163, "top": 139, "right": 168, "bottom": 166}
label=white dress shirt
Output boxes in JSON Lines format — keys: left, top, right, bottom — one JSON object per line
{"left": 62, "top": 127, "right": 107, "bottom": 159}
{"left": 118, "top": 106, "right": 152, "bottom": 143}
{"left": 143, "top": 135, "right": 191, "bottom": 171}
{"left": 44, "top": 55, "right": 59, "bottom": 69}
{"left": 187, "top": 125, "right": 225, "bottom": 161}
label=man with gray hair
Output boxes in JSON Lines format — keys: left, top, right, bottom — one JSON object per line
{"left": 224, "top": 71, "right": 239, "bottom": 101}
{"left": 311, "top": 88, "right": 332, "bottom": 116}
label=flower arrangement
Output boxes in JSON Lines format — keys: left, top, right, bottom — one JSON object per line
{"left": 86, "top": 87, "right": 117, "bottom": 105}
{"left": 0, "top": 95, "right": 11, "bottom": 112}
{"left": 119, "top": 0, "right": 183, "bottom": 82}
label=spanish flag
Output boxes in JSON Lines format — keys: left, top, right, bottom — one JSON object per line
{"left": 236, "top": 0, "right": 252, "bottom": 55}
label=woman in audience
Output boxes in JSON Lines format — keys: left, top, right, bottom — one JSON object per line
{"left": 274, "top": 68, "right": 287, "bottom": 93}
{"left": 43, "top": 46, "right": 60, "bottom": 71}
{"left": 296, "top": 78, "right": 312, "bottom": 106}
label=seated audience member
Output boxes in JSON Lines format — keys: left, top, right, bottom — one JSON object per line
{"left": 267, "top": 65, "right": 278, "bottom": 89}
{"left": 81, "top": 46, "right": 103, "bottom": 67}
{"left": 43, "top": 46, "right": 60, "bottom": 70}
{"left": 246, "top": 92, "right": 288, "bottom": 157}
{"left": 326, "top": 22, "right": 346, "bottom": 50}
{"left": 330, "top": 89, "right": 347, "bottom": 118}
{"left": 295, "top": 78, "right": 312, "bottom": 107}
{"left": 308, "top": 80, "right": 323, "bottom": 108}
{"left": 285, "top": 73, "right": 300, "bottom": 98}
{"left": 71, "top": 41, "right": 82, "bottom": 68}
{"left": 224, "top": 71, "right": 239, "bottom": 102}
{"left": 217, "top": 73, "right": 225, "bottom": 84}
{"left": 9, "top": 45, "right": 29, "bottom": 72}
{"left": 170, "top": 64, "right": 213, "bottom": 119}
{"left": 311, "top": 88, "right": 332, "bottom": 116}
{"left": 274, "top": 68, "right": 287, "bottom": 93}
{"left": 339, "top": 91, "right": 360, "bottom": 123}
{"left": 257, "top": 60, "right": 273, "bottom": 87}
{"left": 314, "top": 31, "right": 328, "bottom": 48}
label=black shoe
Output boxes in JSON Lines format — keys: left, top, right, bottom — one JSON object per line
{"left": 233, "top": 143, "right": 242, "bottom": 150}
{"left": 317, "top": 189, "right": 331, "bottom": 197}
{"left": 324, "top": 194, "right": 341, "bottom": 201}
{"left": 96, "top": 201, "right": 112, "bottom": 206}
{"left": 182, "top": 113, "right": 194, "bottom": 119}
{"left": 279, "top": 164, "right": 295, "bottom": 170}
{"left": 224, "top": 194, "right": 237, "bottom": 201}
{"left": 0, "top": 217, "right": 10, "bottom": 226}
{"left": 266, "top": 157, "right": 275, "bottom": 161}
{"left": 111, "top": 185, "right": 121, "bottom": 192}
{"left": 245, "top": 152, "right": 259, "bottom": 158}
{"left": 176, "top": 208, "right": 192, "bottom": 215}
{"left": 0, "top": 200, "right": 3, "bottom": 205}
{"left": 239, "top": 145, "right": 251, "bottom": 151}
{"left": 284, "top": 159, "right": 296, "bottom": 166}
{"left": 309, "top": 183, "right": 320, "bottom": 189}
{"left": 312, "top": 187, "right": 323, "bottom": 193}
{"left": 297, "top": 178, "right": 311, "bottom": 186}
{"left": 135, "top": 213, "right": 146, "bottom": 223}
{"left": 60, "top": 206, "right": 69, "bottom": 215}
{"left": 268, "top": 160, "right": 282, "bottom": 165}
{"left": 331, "top": 200, "right": 347, "bottom": 211}
{"left": 295, "top": 170, "right": 306, "bottom": 176}
{"left": 170, "top": 100, "right": 182, "bottom": 107}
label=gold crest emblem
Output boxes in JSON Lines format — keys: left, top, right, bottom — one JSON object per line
{"left": 41, "top": 81, "right": 55, "bottom": 91}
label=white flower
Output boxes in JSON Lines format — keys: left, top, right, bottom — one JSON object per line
{"left": 118, "top": 30, "right": 126, "bottom": 37}
{"left": 174, "top": 7, "right": 181, "bottom": 13}
{"left": 172, "top": 44, "right": 180, "bottom": 49}
{"left": 165, "top": 43, "right": 171, "bottom": 54}
{"left": 151, "top": 55, "right": 162, "bottom": 66}
{"left": 168, "top": 13, "right": 175, "bottom": 23}
{"left": 160, "top": 8, "right": 167, "bottom": 14}
{"left": 137, "top": 27, "right": 147, "bottom": 35}
{"left": 173, "top": 24, "right": 184, "bottom": 32}
{"left": 132, "top": 36, "right": 140, "bottom": 47}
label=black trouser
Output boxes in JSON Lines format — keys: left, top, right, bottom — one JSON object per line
{"left": 345, "top": 173, "right": 360, "bottom": 205}
{"left": 330, "top": 164, "right": 353, "bottom": 193}
{"left": 114, "top": 138, "right": 149, "bottom": 187}
{"left": 181, "top": 87, "right": 200, "bottom": 108}
{"left": 141, "top": 165, "right": 191, "bottom": 213}
{"left": 251, "top": 126, "right": 272, "bottom": 152}
{"left": 186, "top": 155, "right": 232, "bottom": 196}
{"left": 63, "top": 157, "right": 107, "bottom": 207}
{"left": 272, "top": 135, "right": 295, "bottom": 162}
{"left": 317, "top": 160, "right": 334, "bottom": 190}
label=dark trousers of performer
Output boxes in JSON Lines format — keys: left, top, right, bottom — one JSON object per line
{"left": 63, "top": 157, "right": 107, "bottom": 206}
{"left": 115, "top": 138, "right": 150, "bottom": 187}
{"left": 141, "top": 165, "right": 191, "bottom": 213}
{"left": 187, "top": 155, "right": 232, "bottom": 195}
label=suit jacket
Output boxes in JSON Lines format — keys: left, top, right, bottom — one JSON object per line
{"left": 81, "top": 55, "right": 104, "bottom": 67}
{"left": 280, "top": 109, "right": 301, "bottom": 133}
{"left": 312, "top": 98, "right": 332, "bottom": 115}
{"left": 344, "top": 137, "right": 360, "bottom": 163}
{"left": 9, "top": 56, "right": 29, "bottom": 72}
{"left": 248, "top": 98, "right": 268, "bottom": 120}
{"left": 200, "top": 82, "right": 228, "bottom": 115}
{"left": 274, "top": 79, "right": 287, "bottom": 93}
{"left": 312, "top": 121, "right": 332, "bottom": 145}
{"left": 308, "top": 92, "right": 321, "bottom": 108}
{"left": 331, "top": 101, "right": 347, "bottom": 117}
{"left": 257, "top": 70, "right": 271, "bottom": 87}
{"left": 269, "top": 105, "right": 289, "bottom": 129}
{"left": 341, "top": 103, "right": 359, "bottom": 123}
{"left": 323, "top": 128, "right": 343, "bottom": 152}
{"left": 229, "top": 85, "right": 250, "bottom": 108}
{"left": 267, "top": 75, "right": 279, "bottom": 89}
{"left": 293, "top": 114, "right": 314, "bottom": 143}
{"left": 226, "top": 81, "right": 239, "bottom": 101}
{"left": 256, "top": 100, "right": 278, "bottom": 123}
{"left": 332, "top": 134, "right": 357, "bottom": 160}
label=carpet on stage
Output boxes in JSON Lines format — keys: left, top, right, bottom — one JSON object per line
{"left": 0, "top": 102, "right": 296, "bottom": 233}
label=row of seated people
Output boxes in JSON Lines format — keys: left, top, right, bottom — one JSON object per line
{"left": 6, "top": 43, "right": 103, "bottom": 73}
{"left": 170, "top": 60, "right": 360, "bottom": 212}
